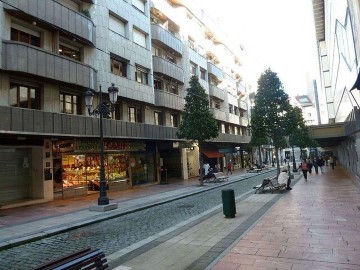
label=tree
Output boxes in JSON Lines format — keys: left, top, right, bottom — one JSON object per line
{"left": 177, "top": 75, "right": 219, "bottom": 185}
{"left": 250, "top": 69, "right": 294, "bottom": 175}
{"left": 288, "top": 106, "right": 318, "bottom": 170}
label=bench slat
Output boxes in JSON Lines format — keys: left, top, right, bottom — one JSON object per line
{"left": 33, "top": 248, "right": 108, "bottom": 270}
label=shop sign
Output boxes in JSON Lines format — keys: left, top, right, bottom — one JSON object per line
{"left": 75, "top": 139, "right": 146, "bottom": 152}
{"left": 54, "top": 140, "right": 75, "bottom": 153}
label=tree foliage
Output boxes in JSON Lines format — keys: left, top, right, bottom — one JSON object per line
{"left": 177, "top": 75, "right": 219, "bottom": 141}
{"left": 288, "top": 106, "right": 318, "bottom": 155}
{"left": 250, "top": 69, "right": 294, "bottom": 174}
{"left": 177, "top": 75, "right": 219, "bottom": 185}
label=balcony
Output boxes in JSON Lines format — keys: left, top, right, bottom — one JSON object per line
{"left": 2, "top": 40, "right": 96, "bottom": 89}
{"left": 213, "top": 134, "right": 250, "bottom": 144}
{"left": 209, "top": 84, "right": 225, "bottom": 101}
{"left": 239, "top": 117, "right": 248, "bottom": 127}
{"left": 151, "top": 24, "right": 182, "bottom": 56}
{"left": 3, "top": 0, "right": 95, "bottom": 46}
{"left": 154, "top": 90, "right": 184, "bottom": 111}
{"left": 228, "top": 114, "right": 240, "bottom": 125}
{"left": 207, "top": 62, "right": 223, "bottom": 80}
{"left": 0, "top": 106, "right": 180, "bottom": 140}
{"left": 152, "top": 55, "right": 184, "bottom": 84}
{"left": 210, "top": 108, "right": 226, "bottom": 122}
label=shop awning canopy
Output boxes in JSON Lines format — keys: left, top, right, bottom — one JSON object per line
{"left": 201, "top": 150, "right": 224, "bottom": 158}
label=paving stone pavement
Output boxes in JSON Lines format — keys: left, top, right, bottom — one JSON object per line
{"left": 2, "top": 166, "right": 357, "bottom": 270}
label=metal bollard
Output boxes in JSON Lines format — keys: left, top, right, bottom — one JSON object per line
{"left": 221, "top": 189, "right": 236, "bottom": 218}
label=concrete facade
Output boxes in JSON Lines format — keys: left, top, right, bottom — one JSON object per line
{"left": 0, "top": 0, "right": 250, "bottom": 206}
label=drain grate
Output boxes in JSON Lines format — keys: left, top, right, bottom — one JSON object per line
{"left": 177, "top": 204, "right": 194, "bottom": 209}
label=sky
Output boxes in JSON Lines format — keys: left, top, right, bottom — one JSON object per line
{"left": 195, "top": 0, "right": 319, "bottom": 96}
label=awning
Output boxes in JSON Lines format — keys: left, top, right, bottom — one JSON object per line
{"left": 201, "top": 150, "right": 224, "bottom": 159}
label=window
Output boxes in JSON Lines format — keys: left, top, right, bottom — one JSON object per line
{"left": 165, "top": 54, "right": 176, "bottom": 64}
{"left": 188, "top": 37, "right": 195, "bottom": 50}
{"left": 111, "top": 55, "right": 128, "bottom": 77}
{"left": 132, "top": 0, "right": 145, "bottom": 13}
{"left": 128, "top": 107, "right": 136, "bottom": 122}
{"left": 9, "top": 83, "right": 40, "bottom": 109}
{"left": 109, "top": 14, "right": 126, "bottom": 36}
{"left": 170, "top": 114, "right": 178, "bottom": 127}
{"left": 154, "top": 79, "right": 162, "bottom": 90}
{"left": 234, "top": 106, "right": 239, "bottom": 115}
{"left": 229, "top": 105, "right": 233, "bottom": 114}
{"left": 152, "top": 46, "right": 160, "bottom": 56}
{"left": 60, "top": 92, "right": 81, "bottom": 115}
{"left": 11, "top": 26, "right": 40, "bottom": 47}
{"left": 133, "top": 28, "right": 146, "bottom": 48}
{"left": 135, "top": 66, "right": 149, "bottom": 85}
{"left": 221, "top": 123, "right": 225, "bottom": 133}
{"left": 128, "top": 106, "right": 142, "bottom": 123}
{"left": 154, "top": 111, "right": 163, "bottom": 125}
{"left": 59, "top": 44, "right": 80, "bottom": 61}
{"left": 167, "top": 84, "right": 178, "bottom": 95}
{"left": 200, "top": 68, "right": 206, "bottom": 80}
{"left": 190, "top": 62, "right": 197, "bottom": 76}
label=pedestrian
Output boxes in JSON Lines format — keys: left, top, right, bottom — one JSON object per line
{"left": 329, "top": 156, "right": 335, "bottom": 169}
{"left": 227, "top": 160, "right": 232, "bottom": 175}
{"left": 307, "top": 158, "right": 313, "bottom": 174}
{"left": 278, "top": 168, "right": 292, "bottom": 190}
{"left": 298, "top": 159, "right": 309, "bottom": 181}
{"left": 203, "top": 162, "right": 210, "bottom": 176}
{"left": 317, "top": 156, "right": 325, "bottom": 173}
{"left": 313, "top": 157, "right": 319, "bottom": 174}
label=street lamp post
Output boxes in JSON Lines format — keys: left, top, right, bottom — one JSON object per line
{"left": 85, "top": 84, "right": 119, "bottom": 206}
{"left": 291, "top": 145, "right": 298, "bottom": 172}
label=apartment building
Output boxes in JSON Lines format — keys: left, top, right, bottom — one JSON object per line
{"left": 0, "top": 0, "right": 250, "bottom": 207}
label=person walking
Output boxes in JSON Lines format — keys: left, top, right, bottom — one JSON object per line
{"left": 329, "top": 156, "right": 335, "bottom": 169}
{"left": 313, "top": 157, "right": 319, "bottom": 174}
{"left": 278, "top": 168, "right": 292, "bottom": 190}
{"left": 227, "top": 161, "right": 232, "bottom": 175}
{"left": 299, "top": 159, "right": 309, "bottom": 181}
{"left": 317, "top": 156, "right": 325, "bottom": 173}
{"left": 307, "top": 158, "right": 313, "bottom": 174}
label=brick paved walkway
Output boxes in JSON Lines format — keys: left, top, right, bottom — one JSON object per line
{"left": 211, "top": 166, "right": 360, "bottom": 270}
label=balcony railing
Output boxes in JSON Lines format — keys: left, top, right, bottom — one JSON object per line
{"left": 210, "top": 108, "right": 226, "bottom": 122}
{"left": 207, "top": 62, "right": 223, "bottom": 80}
{"left": 152, "top": 55, "right": 184, "bottom": 83}
{"left": 214, "top": 134, "right": 250, "bottom": 144}
{"left": 0, "top": 106, "right": 180, "bottom": 140}
{"left": 228, "top": 114, "right": 240, "bottom": 125}
{"left": 0, "top": 106, "right": 252, "bottom": 144}
{"left": 3, "top": 0, "right": 95, "bottom": 45}
{"left": 2, "top": 40, "right": 96, "bottom": 89}
{"left": 154, "top": 90, "right": 184, "bottom": 111}
{"left": 151, "top": 24, "right": 182, "bottom": 56}
{"left": 209, "top": 84, "right": 225, "bottom": 101}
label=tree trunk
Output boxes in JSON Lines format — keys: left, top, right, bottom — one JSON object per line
{"left": 199, "top": 151, "right": 204, "bottom": 186}
{"left": 258, "top": 145, "right": 263, "bottom": 165}
{"left": 275, "top": 146, "right": 280, "bottom": 176}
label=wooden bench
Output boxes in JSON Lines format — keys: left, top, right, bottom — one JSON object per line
{"left": 213, "top": 172, "right": 229, "bottom": 182}
{"left": 33, "top": 248, "right": 109, "bottom": 270}
{"left": 254, "top": 176, "right": 286, "bottom": 194}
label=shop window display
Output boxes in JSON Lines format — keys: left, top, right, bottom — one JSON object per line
{"left": 61, "top": 153, "right": 129, "bottom": 191}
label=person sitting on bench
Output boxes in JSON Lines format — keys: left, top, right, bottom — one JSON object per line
{"left": 278, "top": 168, "right": 292, "bottom": 190}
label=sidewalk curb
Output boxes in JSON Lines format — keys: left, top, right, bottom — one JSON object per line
{"left": 0, "top": 169, "right": 278, "bottom": 251}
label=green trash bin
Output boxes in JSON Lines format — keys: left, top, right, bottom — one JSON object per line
{"left": 222, "top": 189, "right": 236, "bottom": 218}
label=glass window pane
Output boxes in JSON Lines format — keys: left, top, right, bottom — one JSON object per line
{"left": 9, "top": 85, "right": 18, "bottom": 107}
{"left": 65, "top": 95, "right": 72, "bottom": 103}
{"left": 65, "top": 102, "right": 72, "bottom": 113}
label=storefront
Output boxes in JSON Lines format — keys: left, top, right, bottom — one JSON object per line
{"left": 53, "top": 139, "right": 156, "bottom": 199}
